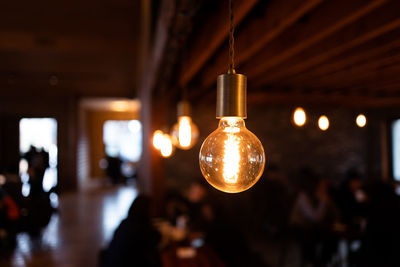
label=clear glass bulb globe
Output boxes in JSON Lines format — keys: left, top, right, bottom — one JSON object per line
{"left": 153, "top": 130, "right": 164, "bottom": 150}
{"left": 171, "top": 116, "right": 199, "bottom": 150}
{"left": 199, "top": 117, "right": 265, "bottom": 193}
{"left": 160, "top": 133, "right": 174, "bottom": 158}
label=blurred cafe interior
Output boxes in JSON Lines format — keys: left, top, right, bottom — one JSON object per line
{"left": 1, "top": 0, "right": 400, "bottom": 266}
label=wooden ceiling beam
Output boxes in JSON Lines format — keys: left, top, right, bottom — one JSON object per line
{"left": 279, "top": 34, "right": 400, "bottom": 86}
{"left": 301, "top": 53, "right": 400, "bottom": 89}
{"left": 178, "top": 0, "right": 259, "bottom": 88}
{"left": 254, "top": 1, "right": 400, "bottom": 86}
{"left": 0, "top": 51, "right": 135, "bottom": 73}
{"left": 0, "top": 82, "right": 133, "bottom": 98}
{"left": 280, "top": 64, "right": 400, "bottom": 96}
{"left": 242, "top": 0, "right": 387, "bottom": 81}
{"left": 199, "top": 0, "right": 324, "bottom": 89}
{"left": 247, "top": 91, "right": 400, "bottom": 108}
{"left": 0, "top": 31, "right": 138, "bottom": 54}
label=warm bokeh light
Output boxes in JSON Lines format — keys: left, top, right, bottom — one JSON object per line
{"left": 318, "top": 115, "right": 330, "bottom": 131}
{"left": 199, "top": 117, "right": 265, "bottom": 193}
{"left": 160, "top": 134, "right": 173, "bottom": 158}
{"left": 171, "top": 116, "right": 199, "bottom": 149}
{"left": 293, "top": 107, "right": 306, "bottom": 126}
{"left": 110, "top": 100, "right": 130, "bottom": 112}
{"left": 152, "top": 130, "right": 164, "bottom": 150}
{"left": 356, "top": 114, "right": 367, "bottom": 128}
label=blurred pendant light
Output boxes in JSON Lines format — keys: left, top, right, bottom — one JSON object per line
{"left": 153, "top": 130, "right": 164, "bottom": 150}
{"left": 160, "top": 133, "right": 174, "bottom": 158}
{"left": 293, "top": 107, "right": 307, "bottom": 127}
{"left": 318, "top": 115, "right": 330, "bottom": 131}
{"left": 199, "top": 0, "right": 265, "bottom": 193}
{"left": 356, "top": 114, "right": 367, "bottom": 128}
{"left": 171, "top": 101, "right": 199, "bottom": 150}
{"left": 153, "top": 129, "right": 174, "bottom": 158}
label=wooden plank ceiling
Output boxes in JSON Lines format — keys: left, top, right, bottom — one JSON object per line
{"left": 2, "top": 0, "right": 400, "bottom": 107}
{"left": 0, "top": 0, "right": 140, "bottom": 98}
{"left": 173, "top": 0, "right": 400, "bottom": 107}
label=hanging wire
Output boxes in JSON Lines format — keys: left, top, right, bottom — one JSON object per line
{"left": 228, "top": 0, "right": 235, "bottom": 74}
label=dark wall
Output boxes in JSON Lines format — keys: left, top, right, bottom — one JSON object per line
{"left": 165, "top": 102, "right": 371, "bottom": 191}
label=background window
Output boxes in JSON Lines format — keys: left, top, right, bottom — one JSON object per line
{"left": 393, "top": 119, "right": 400, "bottom": 181}
{"left": 103, "top": 120, "right": 142, "bottom": 162}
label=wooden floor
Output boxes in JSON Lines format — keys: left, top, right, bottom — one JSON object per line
{"left": 0, "top": 186, "right": 137, "bottom": 267}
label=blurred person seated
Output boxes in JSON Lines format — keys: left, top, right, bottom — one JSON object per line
{"left": 100, "top": 195, "right": 161, "bottom": 267}
{"left": 251, "top": 164, "right": 294, "bottom": 238}
{"left": 0, "top": 182, "right": 20, "bottom": 250}
{"left": 332, "top": 170, "right": 367, "bottom": 265}
{"left": 334, "top": 170, "right": 367, "bottom": 227}
{"left": 290, "top": 169, "right": 339, "bottom": 266}
{"left": 185, "top": 180, "right": 214, "bottom": 236}
{"left": 2, "top": 165, "right": 24, "bottom": 209}
{"left": 359, "top": 181, "right": 400, "bottom": 267}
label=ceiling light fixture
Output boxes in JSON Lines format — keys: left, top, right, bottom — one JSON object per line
{"left": 293, "top": 107, "right": 307, "bottom": 127}
{"left": 199, "top": 0, "right": 265, "bottom": 193}
{"left": 171, "top": 101, "right": 199, "bottom": 150}
{"left": 318, "top": 115, "right": 330, "bottom": 131}
{"left": 356, "top": 114, "right": 367, "bottom": 128}
{"left": 160, "top": 133, "right": 174, "bottom": 158}
{"left": 153, "top": 130, "right": 164, "bottom": 150}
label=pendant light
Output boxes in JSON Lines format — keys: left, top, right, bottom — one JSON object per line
{"left": 318, "top": 115, "right": 329, "bottom": 131}
{"left": 293, "top": 107, "right": 307, "bottom": 127}
{"left": 153, "top": 129, "right": 174, "bottom": 158}
{"left": 356, "top": 114, "right": 367, "bottom": 128}
{"left": 171, "top": 99, "right": 199, "bottom": 150}
{"left": 153, "top": 130, "right": 165, "bottom": 150}
{"left": 160, "top": 133, "right": 174, "bottom": 158}
{"left": 199, "top": 0, "right": 265, "bottom": 193}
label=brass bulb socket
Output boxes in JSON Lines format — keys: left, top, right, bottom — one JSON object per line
{"left": 177, "top": 101, "right": 191, "bottom": 117}
{"left": 216, "top": 73, "right": 247, "bottom": 119}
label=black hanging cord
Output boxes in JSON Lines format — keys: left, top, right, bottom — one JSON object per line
{"left": 228, "top": 0, "right": 235, "bottom": 74}
{"left": 182, "top": 86, "right": 188, "bottom": 101}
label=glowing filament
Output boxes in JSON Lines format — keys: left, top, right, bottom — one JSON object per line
{"left": 223, "top": 134, "right": 240, "bottom": 184}
{"left": 178, "top": 117, "right": 192, "bottom": 148}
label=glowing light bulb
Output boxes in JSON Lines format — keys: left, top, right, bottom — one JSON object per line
{"left": 152, "top": 130, "right": 164, "bottom": 150}
{"left": 318, "top": 115, "right": 329, "bottom": 131}
{"left": 293, "top": 107, "right": 306, "bottom": 127}
{"left": 171, "top": 116, "right": 199, "bottom": 149}
{"left": 356, "top": 114, "right": 367, "bottom": 128}
{"left": 199, "top": 117, "right": 265, "bottom": 193}
{"left": 160, "top": 134, "right": 173, "bottom": 158}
